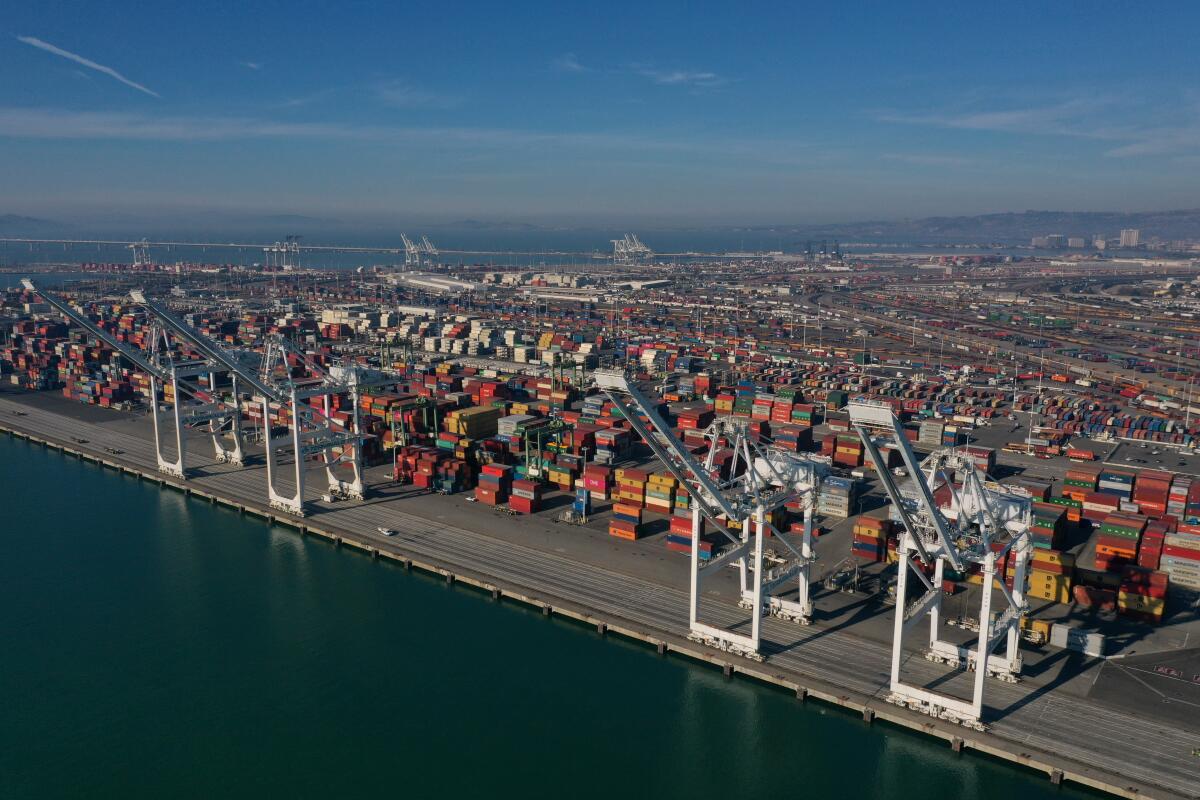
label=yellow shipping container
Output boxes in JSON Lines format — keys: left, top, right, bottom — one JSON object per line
{"left": 1033, "top": 550, "right": 1074, "bottom": 567}
{"left": 1116, "top": 592, "right": 1166, "bottom": 614}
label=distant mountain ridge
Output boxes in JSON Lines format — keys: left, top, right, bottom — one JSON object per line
{"left": 4, "top": 208, "right": 1200, "bottom": 245}
{"left": 0, "top": 214, "right": 60, "bottom": 234}
{"left": 745, "top": 209, "right": 1200, "bottom": 244}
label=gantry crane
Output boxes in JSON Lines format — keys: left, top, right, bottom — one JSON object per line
{"left": 593, "top": 369, "right": 826, "bottom": 660}
{"left": 611, "top": 234, "right": 653, "bottom": 265}
{"left": 24, "top": 279, "right": 244, "bottom": 476}
{"left": 129, "top": 290, "right": 367, "bottom": 516}
{"left": 400, "top": 234, "right": 421, "bottom": 268}
{"left": 420, "top": 236, "right": 439, "bottom": 259}
{"left": 848, "top": 400, "right": 1032, "bottom": 728}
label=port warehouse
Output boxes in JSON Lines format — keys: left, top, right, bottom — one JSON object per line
{"left": 3, "top": 257, "right": 1200, "bottom": 798}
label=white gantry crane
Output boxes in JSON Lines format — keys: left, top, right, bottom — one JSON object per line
{"left": 593, "top": 369, "right": 826, "bottom": 660}
{"left": 24, "top": 280, "right": 244, "bottom": 476}
{"left": 400, "top": 234, "right": 422, "bottom": 268}
{"left": 129, "top": 290, "right": 367, "bottom": 516}
{"left": 420, "top": 236, "right": 439, "bottom": 260}
{"left": 128, "top": 239, "right": 152, "bottom": 268}
{"left": 611, "top": 234, "right": 652, "bottom": 265}
{"left": 848, "top": 400, "right": 1032, "bottom": 729}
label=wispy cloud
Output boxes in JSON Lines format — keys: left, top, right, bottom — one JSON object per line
{"left": 882, "top": 153, "right": 972, "bottom": 167}
{"left": 375, "top": 79, "right": 460, "bottom": 109}
{"left": 631, "top": 65, "right": 730, "bottom": 89}
{"left": 554, "top": 56, "right": 731, "bottom": 90}
{"left": 878, "top": 99, "right": 1103, "bottom": 138}
{"left": 552, "top": 52, "right": 588, "bottom": 73}
{"left": 877, "top": 97, "right": 1200, "bottom": 159}
{"left": 17, "top": 35, "right": 159, "bottom": 98}
{"left": 0, "top": 106, "right": 815, "bottom": 166}
{"left": 277, "top": 89, "right": 335, "bottom": 109}
{"left": 241, "top": 61, "right": 261, "bottom": 71}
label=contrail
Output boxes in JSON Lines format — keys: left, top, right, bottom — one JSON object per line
{"left": 17, "top": 36, "right": 160, "bottom": 98}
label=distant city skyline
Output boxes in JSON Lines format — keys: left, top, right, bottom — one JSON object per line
{"left": 3, "top": 3, "right": 1200, "bottom": 224}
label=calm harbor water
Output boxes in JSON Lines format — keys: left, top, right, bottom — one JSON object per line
{"left": 0, "top": 435, "right": 1098, "bottom": 799}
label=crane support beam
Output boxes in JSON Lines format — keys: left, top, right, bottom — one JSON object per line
{"left": 593, "top": 369, "right": 738, "bottom": 520}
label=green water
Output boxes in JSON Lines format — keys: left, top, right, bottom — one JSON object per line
{"left": 0, "top": 436, "right": 1097, "bottom": 799}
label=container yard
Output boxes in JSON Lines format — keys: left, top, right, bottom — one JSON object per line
{"left": 3, "top": 252, "right": 1200, "bottom": 800}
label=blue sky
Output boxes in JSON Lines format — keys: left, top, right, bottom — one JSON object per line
{"left": 2, "top": 1, "right": 1199, "bottom": 226}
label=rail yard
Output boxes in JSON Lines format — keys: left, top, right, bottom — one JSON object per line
{"left": 4, "top": 246, "right": 1200, "bottom": 799}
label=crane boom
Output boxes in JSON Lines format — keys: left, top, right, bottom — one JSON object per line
{"left": 130, "top": 289, "right": 281, "bottom": 401}
{"left": 24, "top": 279, "right": 168, "bottom": 382}
{"left": 592, "top": 369, "right": 738, "bottom": 520}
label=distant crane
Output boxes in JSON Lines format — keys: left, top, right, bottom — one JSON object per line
{"left": 400, "top": 233, "right": 421, "bottom": 268}
{"left": 611, "top": 234, "right": 653, "bottom": 265}
{"left": 128, "top": 238, "right": 152, "bottom": 268}
{"left": 264, "top": 235, "right": 302, "bottom": 269}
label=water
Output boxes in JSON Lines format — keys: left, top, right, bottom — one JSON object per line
{"left": 0, "top": 230, "right": 1054, "bottom": 272}
{"left": 0, "top": 435, "right": 1098, "bottom": 799}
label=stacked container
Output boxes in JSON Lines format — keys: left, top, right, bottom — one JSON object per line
{"left": 1097, "top": 467, "right": 1136, "bottom": 501}
{"left": 609, "top": 501, "right": 644, "bottom": 540}
{"left": 476, "top": 463, "right": 512, "bottom": 505}
{"left": 1063, "top": 464, "right": 1101, "bottom": 500}
{"left": 818, "top": 476, "right": 858, "bottom": 518}
{"left": 581, "top": 464, "right": 612, "bottom": 502}
{"left": 665, "top": 513, "right": 717, "bottom": 560}
{"left": 645, "top": 472, "right": 676, "bottom": 514}
{"left": 1139, "top": 520, "right": 1168, "bottom": 569}
{"left": 1117, "top": 566, "right": 1168, "bottom": 623}
{"left": 1027, "top": 549, "right": 1073, "bottom": 603}
{"left": 851, "top": 515, "right": 891, "bottom": 562}
{"left": 831, "top": 434, "right": 863, "bottom": 468}
{"left": 918, "top": 420, "right": 944, "bottom": 447}
{"left": 1168, "top": 475, "right": 1192, "bottom": 519}
{"left": 509, "top": 478, "right": 543, "bottom": 514}
{"left": 1030, "top": 503, "right": 1066, "bottom": 550}
{"left": 614, "top": 468, "right": 649, "bottom": 507}
{"left": 772, "top": 423, "right": 813, "bottom": 452}
{"left": 1133, "top": 469, "right": 1172, "bottom": 519}
{"left": 1162, "top": 524, "right": 1200, "bottom": 596}
{"left": 1095, "top": 512, "right": 1146, "bottom": 571}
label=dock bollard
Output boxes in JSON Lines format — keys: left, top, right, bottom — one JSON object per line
{"left": 722, "top": 664, "right": 734, "bottom": 678}
{"left": 951, "top": 737, "right": 963, "bottom": 753}
{"left": 445, "top": 573, "right": 454, "bottom": 586}
{"left": 656, "top": 642, "right": 667, "bottom": 656}
{"left": 1049, "top": 769, "right": 1063, "bottom": 786}
{"left": 795, "top": 687, "right": 808, "bottom": 702}
{"left": 491, "top": 588, "right": 500, "bottom": 601}
{"left": 596, "top": 622, "right": 607, "bottom": 636}
{"left": 542, "top": 605, "right": 551, "bottom": 617}
{"left": 862, "top": 708, "right": 876, "bottom": 724}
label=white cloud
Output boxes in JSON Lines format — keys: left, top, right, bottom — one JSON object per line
{"left": 375, "top": 80, "right": 460, "bottom": 109}
{"left": 632, "top": 65, "right": 729, "bottom": 89}
{"left": 17, "top": 35, "right": 159, "bottom": 98}
{"left": 552, "top": 53, "right": 588, "bottom": 73}
{"left": 877, "top": 97, "right": 1200, "bottom": 159}
{"left": 242, "top": 61, "right": 262, "bottom": 70}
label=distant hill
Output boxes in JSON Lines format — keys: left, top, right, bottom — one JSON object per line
{"left": 0, "top": 214, "right": 61, "bottom": 234}
{"left": 743, "top": 209, "right": 1200, "bottom": 244}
